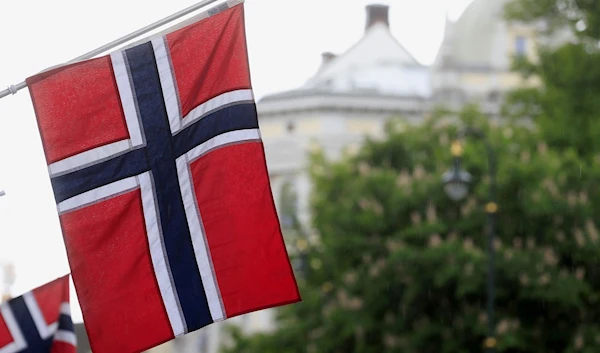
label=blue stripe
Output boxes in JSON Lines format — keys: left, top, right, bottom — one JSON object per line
{"left": 51, "top": 148, "right": 148, "bottom": 203}
{"left": 57, "top": 313, "right": 74, "bottom": 332}
{"left": 48, "top": 45, "right": 260, "bottom": 332}
{"left": 51, "top": 104, "right": 258, "bottom": 204}
{"left": 125, "top": 42, "right": 212, "bottom": 331}
{"left": 173, "top": 103, "right": 258, "bottom": 157}
{"left": 8, "top": 296, "right": 52, "bottom": 353}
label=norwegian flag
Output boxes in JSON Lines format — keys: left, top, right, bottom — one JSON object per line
{"left": 25, "top": 1, "right": 300, "bottom": 352}
{"left": 0, "top": 276, "right": 76, "bottom": 353}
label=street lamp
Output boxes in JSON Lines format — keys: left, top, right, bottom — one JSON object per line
{"left": 295, "top": 237, "right": 309, "bottom": 275}
{"left": 442, "top": 142, "right": 472, "bottom": 201}
{"left": 442, "top": 127, "right": 498, "bottom": 353}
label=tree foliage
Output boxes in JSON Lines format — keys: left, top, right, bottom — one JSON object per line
{"left": 504, "top": 0, "right": 600, "bottom": 157}
{"left": 505, "top": 0, "right": 600, "bottom": 40}
{"left": 223, "top": 107, "right": 600, "bottom": 353}
{"left": 222, "top": 1, "right": 600, "bottom": 352}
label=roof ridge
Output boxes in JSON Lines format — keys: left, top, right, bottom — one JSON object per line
{"left": 305, "top": 23, "right": 422, "bottom": 87}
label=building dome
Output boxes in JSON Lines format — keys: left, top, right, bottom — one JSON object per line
{"left": 438, "top": 0, "right": 511, "bottom": 71}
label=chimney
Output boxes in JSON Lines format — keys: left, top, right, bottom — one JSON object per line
{"left": 366, "top": 4, "right": 390, "bottom": 31}
{"left": 321, "top": 52, "right": 337, "bottom": 66}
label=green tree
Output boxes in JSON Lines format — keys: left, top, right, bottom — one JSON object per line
{"left": 223, "top": 108, "right": 600, "bottom": 353}
{"left": 222, "top": 2, "right": 600, "bottom": 351}
{"left": 504, "top": 0, "right": 600, "bottom": 157}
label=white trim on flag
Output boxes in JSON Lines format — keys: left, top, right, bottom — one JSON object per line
{"left": 59, "top": 302, "right": 71, "bottom": 316}
{"left": 175, "top": 156, "right": 225, "bottom": 322}
{"left": 111, "top": 50, "right": 145, "bottom": 147}
{"left": 185, "top": 129, "right": 261, "bottom": 162}
{"left": 22, "top": 293, "right": 57, "bottom": 340}
{"left": 179, "top": 89, "right": 255, "bottom": 132}
{"left": 57, "top": 176, "right": 139, "bottom": 214}
{"left": 48, "top": 66, "right": 252, "bottom": 181}
{"left": 175, "top": 128, "right": 262, "bottom": 322}
{"left": 53, "top": 330, "right": 77, "bottom": 346}
{"left": 47, "top": 50, "right": 148, "bottom": 180}
{"left": 0, "top": 304, "right": 27, "bottom": 353}
{"left": 139, "top": 172, "right": 187, "bottom": 336}
{"left": 152, "top": 36, "right": 182, "bottom": 135}
{"left": 48, "top": 140, "right": 132, "bottom": 177}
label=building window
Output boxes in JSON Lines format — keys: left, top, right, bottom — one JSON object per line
{"left": 515, "top": 36, "right": 527, "bottom": 56}
{"left": 286, "top": 121, "right": 295, "bottom": 133}
{"left": 488, "top": 90, "right": 501, "bottom": 102}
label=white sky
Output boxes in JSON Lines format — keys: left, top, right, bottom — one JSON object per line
{"left": 0, "top": 0, "right": 473, "bottom": 322}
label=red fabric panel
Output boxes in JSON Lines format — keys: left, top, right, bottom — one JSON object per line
{"left": 50, "top": 341, "right": 77, "bottom": 353}
{"left": 27, "top": 56, "right": 129, "bottom": 164}
{"left": 190, "top": 142, "right": 300, "bottom": 317}
{"left": 60, "top": 190, "right": 173, "bottom": 353}
{"left": 0, "top": 315, "right": 12, "bottom": 348}
{"left": 32, "top": 276, "right": 68, "bottom": 326}
{"left": 167, "top": 5, "right": 251, "bottom": 117}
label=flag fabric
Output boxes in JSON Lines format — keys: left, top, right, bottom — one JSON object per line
{"left": 0, "top": 276, "right": 76, "bottom": 353}
{"left": 25, "top": 1, "right": 300, "bottom": 352}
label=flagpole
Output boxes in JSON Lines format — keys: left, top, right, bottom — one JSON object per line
{"left": 0, "top": 0, "right": 222, "bottom": 100}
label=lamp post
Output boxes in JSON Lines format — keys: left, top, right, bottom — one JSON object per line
{"left": 442, "top": 127, "right": 498, "bottom": 353}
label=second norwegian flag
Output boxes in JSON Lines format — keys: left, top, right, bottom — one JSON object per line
{"left": 26, "top": 1, "right": 301, "bottom": 352}
{"left": 0, "top": 276, "right": 76, "bottom": 353}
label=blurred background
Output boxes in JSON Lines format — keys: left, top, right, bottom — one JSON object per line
{"left": 3, "top": 0, "right": 599, "bottom": 352}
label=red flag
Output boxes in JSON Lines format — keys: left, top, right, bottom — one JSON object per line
{"left": 0, "top": 276, "right": 76, "bottom": 353}
{"left": 26, "top": 2, "right": 300, "bottom": 352}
